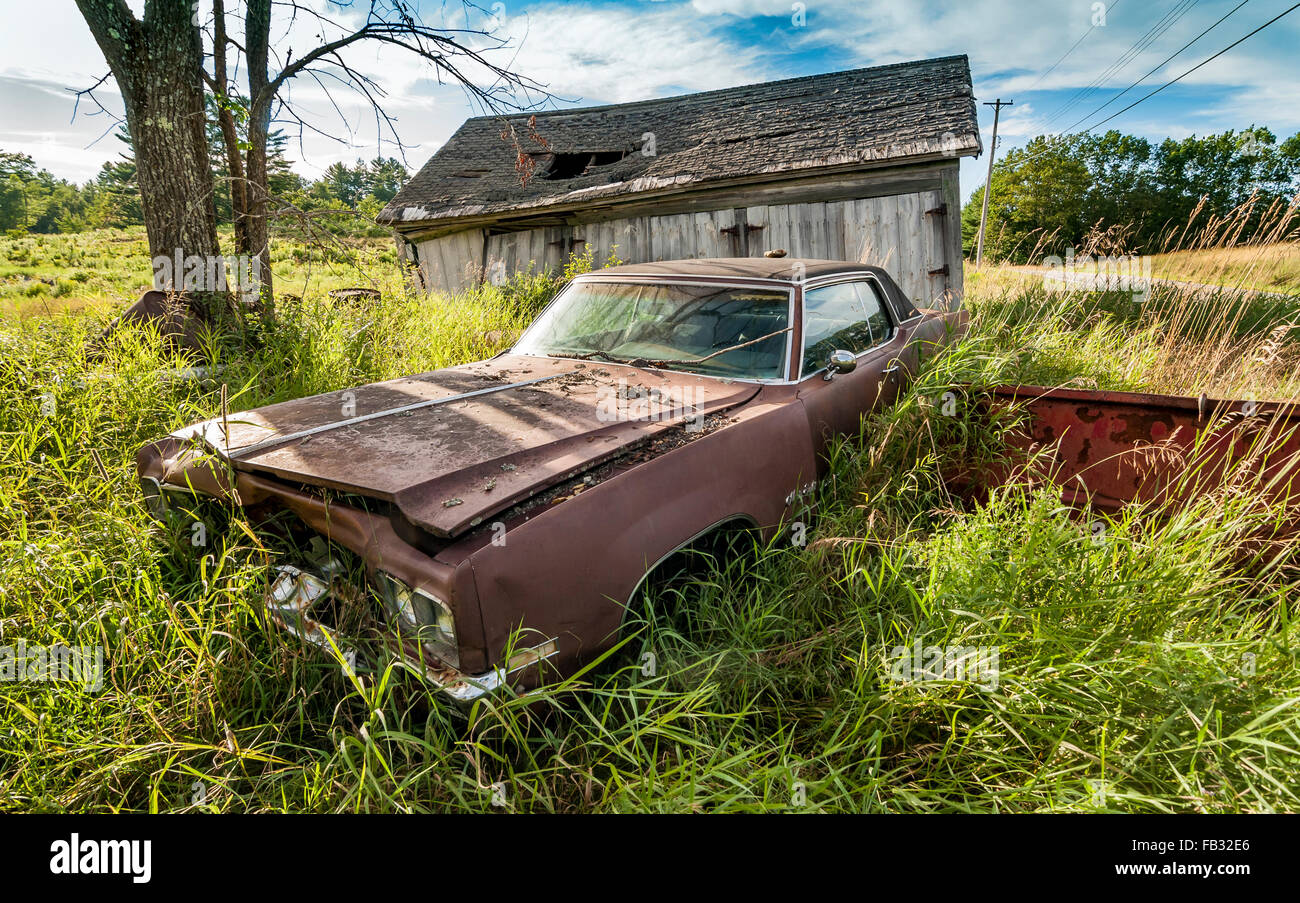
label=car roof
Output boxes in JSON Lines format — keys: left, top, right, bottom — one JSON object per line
{"left": 583, "top": 257, "right": 890, "bottom": 283}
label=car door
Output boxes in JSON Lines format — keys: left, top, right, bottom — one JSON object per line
{"left": 797, "top": 277, "right": 908, "bottom": 457}
{"left": 861, "top": 276, "right": 917, "bottom": 406}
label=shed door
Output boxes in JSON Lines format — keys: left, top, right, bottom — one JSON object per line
{"left": 745, "top": 192, "right": 955, "bottom": 310}
{"left": 842, "top": 191, "right": 952, "bottom": 309}
{"left": 644, "top": 209, "right": 740, "bottom": 259}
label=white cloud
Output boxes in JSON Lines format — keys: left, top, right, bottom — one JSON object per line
{"left": 2, "top": 0, "right": 1296, "bottom": 188}
{"left": 992, "top": 103, "right": 1044, "bottom": 139}
{"left": 490, "top": 3, "right": 767, "bottom": 102}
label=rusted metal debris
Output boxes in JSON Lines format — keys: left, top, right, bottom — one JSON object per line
{"left": 976, "top": 385, "right": 1300, "bottom": 537}
{"left": 94, "top": 289, "right": 208, "bottom": 356}
{"left": 328, "top": 287, "right": 382, "bottom": 305}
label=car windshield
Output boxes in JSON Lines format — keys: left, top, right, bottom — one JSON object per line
{"left": 513, "top": 280, "right": 791, "bottom": 379}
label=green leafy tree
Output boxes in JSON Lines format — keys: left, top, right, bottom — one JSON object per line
{"left": 0, "top": 151, "right": 89, "bottom": 233}
{"left": 366, "top": 157, "right": 409, "bottom": 204}
{"left": 0, "top": 152, "right": 37, "bottom": 230}
{"left": 965, "top": 127, "right": 1300, "bottom": 262}
{"left": 964, "top": 135, "right": 1093, "bottom": 261}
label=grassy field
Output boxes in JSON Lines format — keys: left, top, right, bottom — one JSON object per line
{"left": 2, "top": 229, "right": 1299, "bottom": 812}
{"left": 0, "top": 228, "right": 399, "bottom": 319}
{"left": 1148, "top": 242, "right": 1300, "bottom": 296}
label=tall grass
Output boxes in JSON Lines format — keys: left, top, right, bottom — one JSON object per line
{"left": 1, "top": 226, "right": 1299, "bottom": 812}
{"left": 981, "top": 192, "right": 1300, "bottom": 396}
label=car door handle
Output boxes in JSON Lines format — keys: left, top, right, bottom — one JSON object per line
{"left": 882, "top": 363, "right": 901, "bottom": 374}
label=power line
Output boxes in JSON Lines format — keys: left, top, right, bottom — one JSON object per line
{"left": 1026, "top": 0, "right": 1125, "bottom": 92}
{"left": 1040, "top": 0, "right": 1202, "bottom": 129}
{"left": 1045, "top": 0, "right": 1202, "bottom": 127}
{"left": 1061, "top": 0, "right": 1252, "bottom": 135}
{"left": 1000, "top": 1, "right": 1300, "bottom": 173}
{"left": 1082, "top": 0, "right": 1299, "bottom": 134}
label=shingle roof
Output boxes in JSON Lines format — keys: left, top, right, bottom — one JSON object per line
{"left": 379, "top": 55, "right": 981, "bottom": 227}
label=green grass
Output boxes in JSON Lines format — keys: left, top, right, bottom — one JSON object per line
{"left": 2, "top": 230, "right": 1300, "bottom": 812}
{"left": 968, "top": 265, "right": 1300, "bottom": 398}
{"left": 0, "top": 227, "right": 402, "bottom": 318}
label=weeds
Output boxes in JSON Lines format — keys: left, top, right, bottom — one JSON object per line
{"left": 1, "top": 226, "right": 1298, "bottom": 812}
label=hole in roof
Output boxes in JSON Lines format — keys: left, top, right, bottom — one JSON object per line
{"left": 543, "top": 150, "right": 628, "bottom": 180}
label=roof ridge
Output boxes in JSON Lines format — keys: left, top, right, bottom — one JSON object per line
{"left": 466, "top": 54, "right": 971, "bottom": 124}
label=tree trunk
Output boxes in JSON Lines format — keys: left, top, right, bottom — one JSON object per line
{"left": 244, "top": 0, "right": 274, "bottom": 305}
{"left": 76, "top": 0, "right": 225, "bottom": 321}
{"left": 211, "top": 0, "right": 250, "bottom": 256}
{"left": 215, "top": 105, "right": 250, "bottom": 256}
{"left": 243, "top": 122, "right": 272, "bottom": 304}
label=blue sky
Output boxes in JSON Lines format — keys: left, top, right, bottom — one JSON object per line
{"left": 2, "top": 0, "right": 1298, "bottom": 203}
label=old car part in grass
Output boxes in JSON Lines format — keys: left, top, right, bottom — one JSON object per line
{"left": 969, "top": 384, "right": 1300, "bottom": 541}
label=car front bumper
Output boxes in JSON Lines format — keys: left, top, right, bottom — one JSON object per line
{"left": 263, "top": 564, "right": 557, "bottom": 703}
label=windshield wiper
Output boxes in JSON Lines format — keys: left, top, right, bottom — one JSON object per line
{"left": 546, "top": 350, "right": 637, "bottom": 365}
{"left": 643, "top": 326, "right": 792, "bottom": 370}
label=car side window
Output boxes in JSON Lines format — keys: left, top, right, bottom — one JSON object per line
{"left": 801, "top": 280, "right": 891, "bottom": 376}
{"left": 857, "top": 280, "right": 893, "bottom": 345}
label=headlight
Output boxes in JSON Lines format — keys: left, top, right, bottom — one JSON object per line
{"left": 140, "top": 476, "right": 205, "bottom": 523}
{"left": 140, "top": 476, "right": 167, "bottom": 521}
{"left": 374, "top": 571, "right": 459, "bottom": 668}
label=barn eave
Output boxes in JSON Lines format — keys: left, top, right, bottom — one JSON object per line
{"left": 382, "top": 140, "right": 979, "bottom": 235}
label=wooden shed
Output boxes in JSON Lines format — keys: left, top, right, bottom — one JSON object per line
{"left": 378, "top": 55, "right": 981, "bottom": 309}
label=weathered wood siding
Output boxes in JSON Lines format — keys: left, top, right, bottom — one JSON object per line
{"left": 410, "top": 228, "right": 485, "bottom": 294}
{"left": 734, "top": 192, "right": 952, "bottom": 307}
{"left": 407, "top": 163, "right": 963, "bottom": 309}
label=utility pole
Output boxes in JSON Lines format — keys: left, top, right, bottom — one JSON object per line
{"left": 975, "top": 98, "right": 1012, "bottom": 268}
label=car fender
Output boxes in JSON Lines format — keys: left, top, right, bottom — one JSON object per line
{"left": 465, "top": 390, "right": 818, "bottom": 680}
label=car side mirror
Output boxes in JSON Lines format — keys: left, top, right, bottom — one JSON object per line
{"left": 824, "top": 349, "right": 857, "bottom": 380}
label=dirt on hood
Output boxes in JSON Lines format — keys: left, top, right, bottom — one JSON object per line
{"left": 180, "top": 354, "right": 760, "bottom": 537}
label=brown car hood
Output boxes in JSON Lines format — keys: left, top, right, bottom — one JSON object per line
{"left": 188, "top": 355, "right": 760, "bottom": 538}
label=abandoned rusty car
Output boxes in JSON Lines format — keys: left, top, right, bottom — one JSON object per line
{"left": 137, "top": 258, "right": 966, "bottom": 699}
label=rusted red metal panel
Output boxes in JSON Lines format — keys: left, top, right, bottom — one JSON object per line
{"left": 984, "top": 385, "right": 1300, "bottom": 530}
